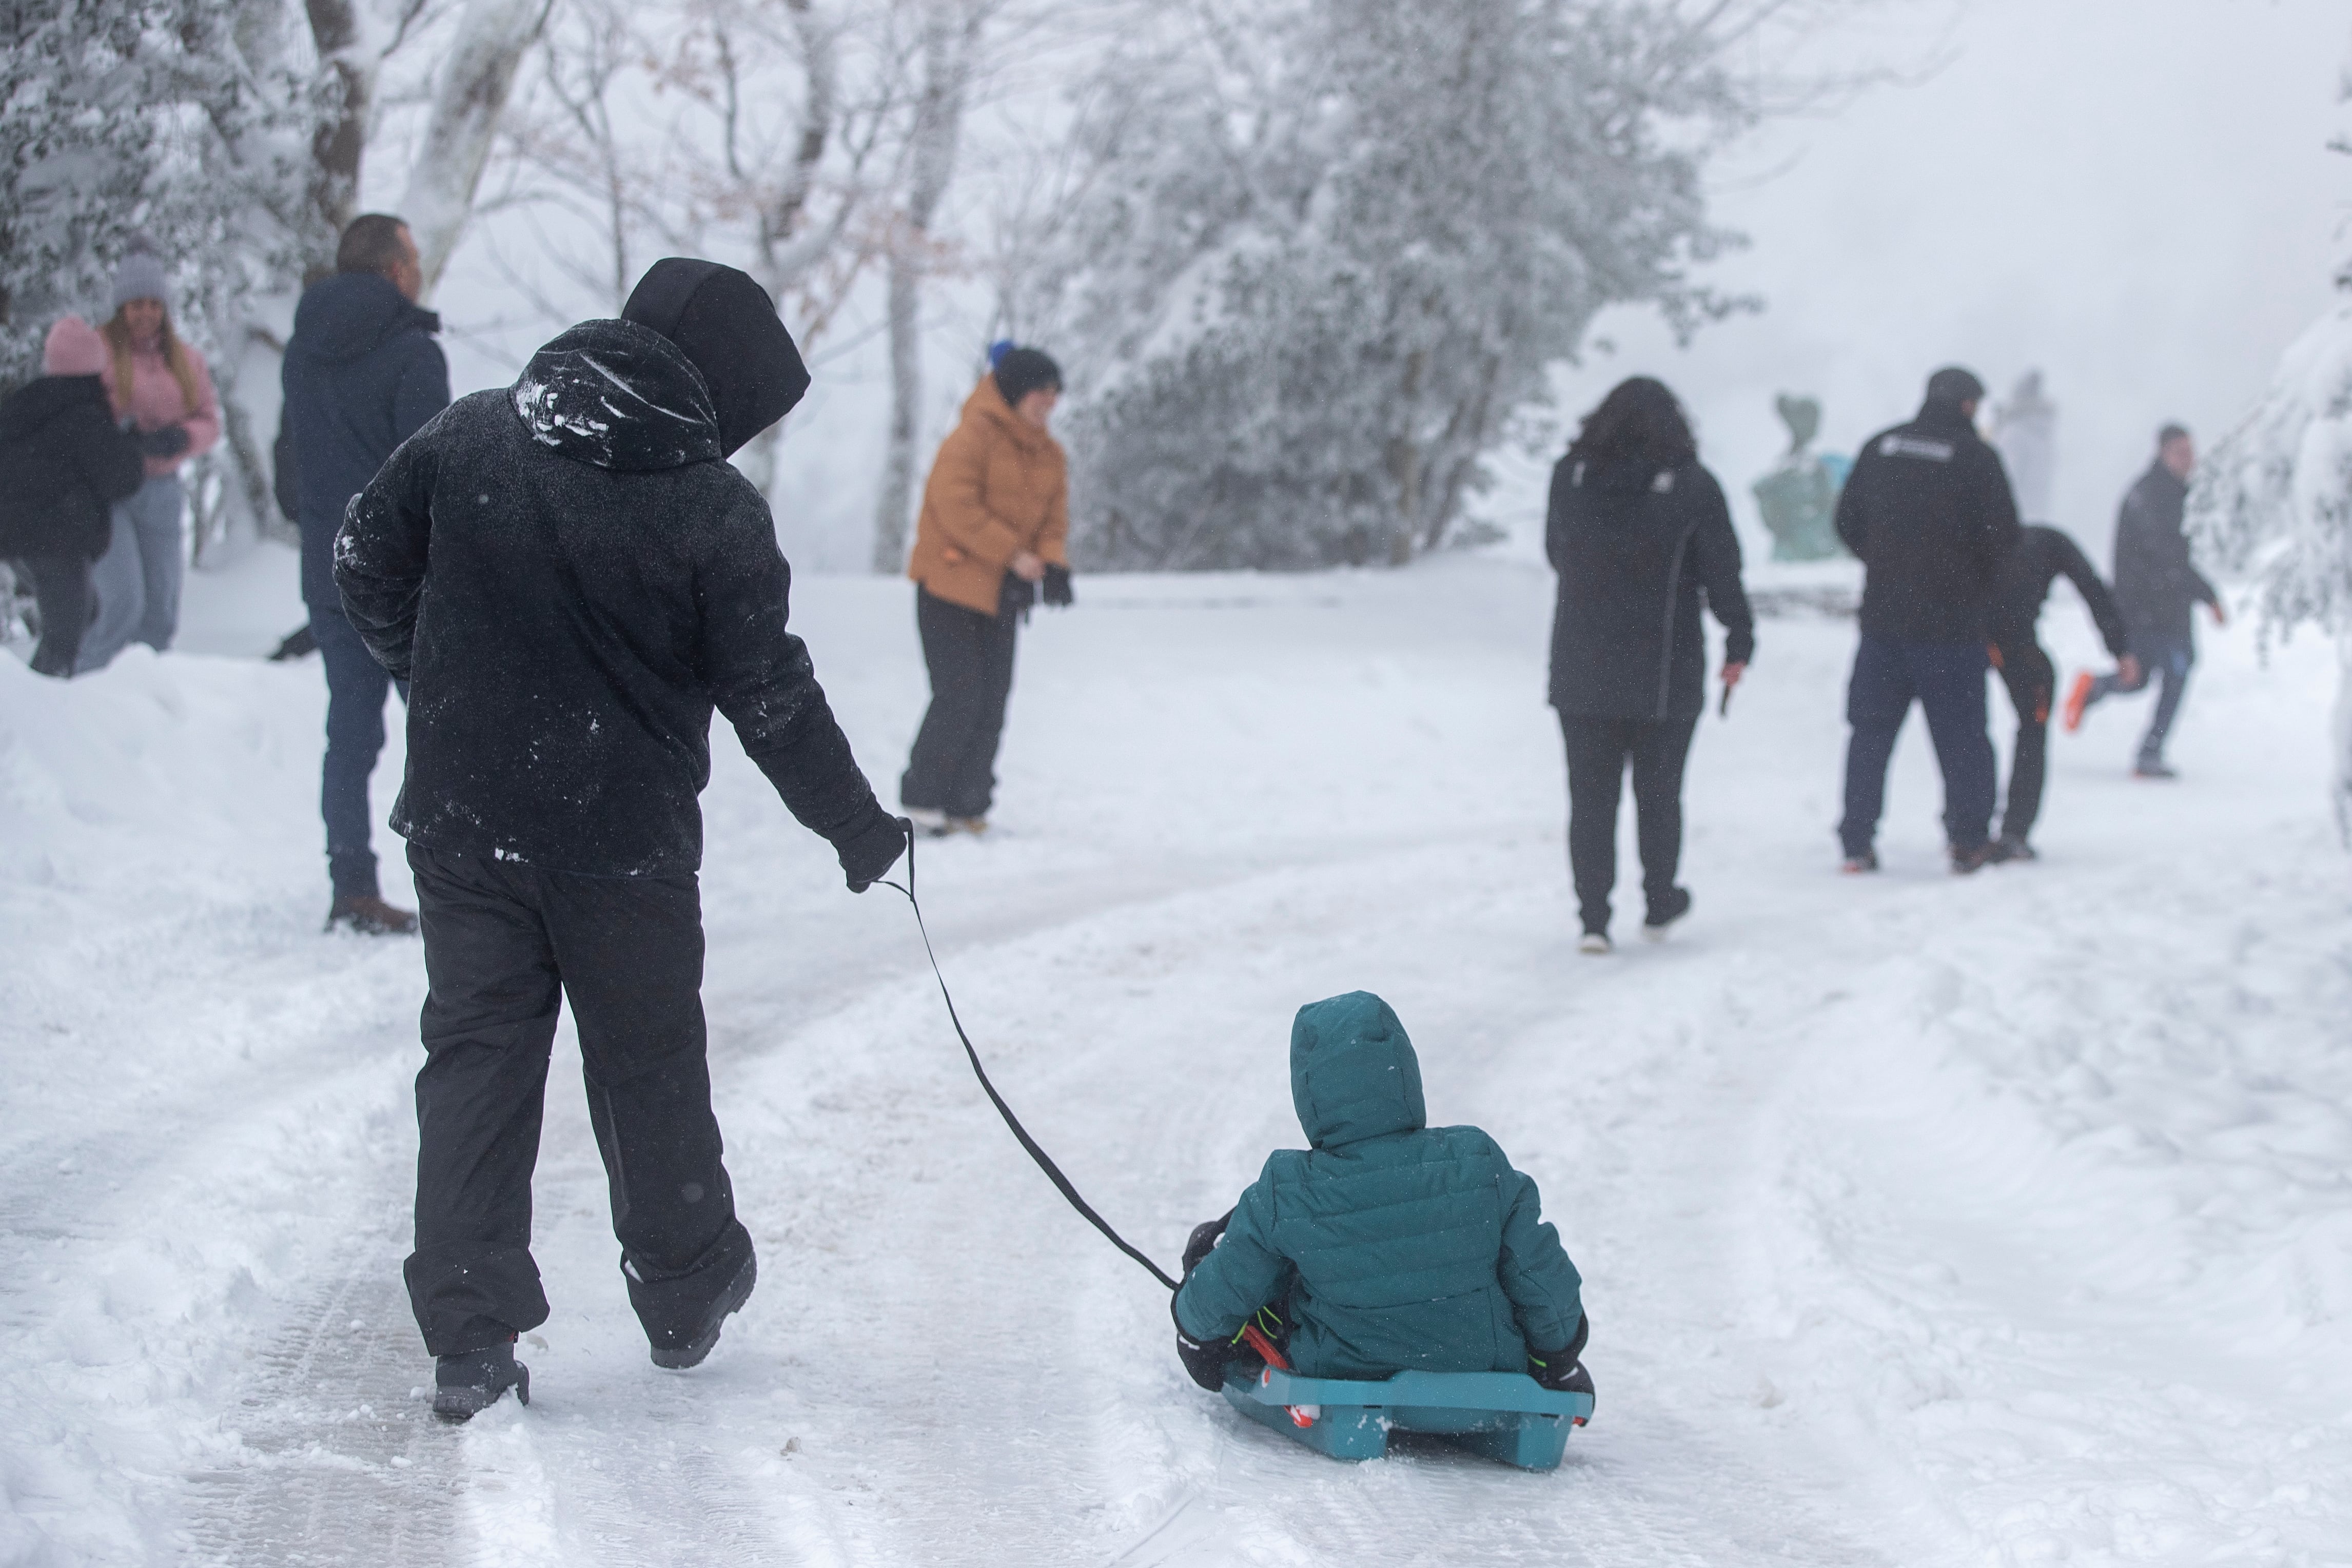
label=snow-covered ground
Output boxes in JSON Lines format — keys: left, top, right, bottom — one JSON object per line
{"left": 3, "top": 547, "right": 2347, "bottom": 1566}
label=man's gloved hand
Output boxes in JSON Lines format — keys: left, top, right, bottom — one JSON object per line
{"left": 836, "top": 810, "right": 910, "bottom": 893}
{"left": 140, "top": 423, "right": 191, "bottom": 458}
{"left": 1181, "top": 1211, "right": 1232, "bottom": 1277}
{"left": 1042, "top": 563, "right": 1073, "bottom": 607}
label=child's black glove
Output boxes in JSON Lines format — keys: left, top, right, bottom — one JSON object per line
{"left": 1181, "top": 1210, "right": 1232, "bottom": 1277}
{"left": 1527, "top": 1310, "right": 1593, "bottom": 1400}
{"left": 1172, "top": 1295, "right": 1232, "bottom": 1390}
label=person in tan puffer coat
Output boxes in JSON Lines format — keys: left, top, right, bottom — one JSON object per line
{"left": 899, "top": 346, "right": 1072, "bottom": 833}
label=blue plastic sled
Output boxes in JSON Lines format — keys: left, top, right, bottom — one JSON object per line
{"left": 1220, "top": 1362, "right": 1593, "bottom": 1469}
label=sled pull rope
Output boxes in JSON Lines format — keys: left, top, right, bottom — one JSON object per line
{"left": 877, "top": 835, "right": 1183, "bottom": 1293}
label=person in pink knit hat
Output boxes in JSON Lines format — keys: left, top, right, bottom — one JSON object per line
{"left": 76, "top": 244, "right": 219, "bottom": 672}
{"left": 0, "top": 318, "right": 146, "bottom": 675}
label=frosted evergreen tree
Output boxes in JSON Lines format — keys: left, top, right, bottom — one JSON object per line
{"left": 2190, "top": 61, "right": 2352, "bottom": 838}
{"left": 1017, "top": 0, "right": 1829, "bottom": 570}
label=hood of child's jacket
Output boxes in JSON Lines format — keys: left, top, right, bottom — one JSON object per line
{"left": 1289, "top": 991, "right": 1427, "bottom": 1149}
{"left": 289, "top": 271, "right": 440, "bottom": 367}
{"left": 0, "top": 375, "right": 108, "bottom": 442}
{"left": 509, "top": 319, "right": 723, "bottom": 473}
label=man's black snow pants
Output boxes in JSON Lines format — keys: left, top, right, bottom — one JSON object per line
{"left": 1993, "top": 639, "right": 2054, "bottom": 843}
{"left": 900, "top": 586, "right": 1020, "bottom": 820}
{"left": 403, "top": 844, "right": 754, "bottom": 1359}
{"left": 1558, "top": 711, "right": 1700, "bottom": 935}
{"left": 1838, "top": 635, "right": 1997, "bottom": 858}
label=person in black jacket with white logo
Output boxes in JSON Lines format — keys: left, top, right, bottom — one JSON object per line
{"left": 337, "top": 258, "right": 909, "bottom": 1421}
{"left": 1546, "top": 378, "right": 1754, "bottom": 954}
{"left": 1834, "top": 367, "right": 2023, "bottom": 874}
{"left": 1988, "top": 526, "right": 2134, "bottom": 860}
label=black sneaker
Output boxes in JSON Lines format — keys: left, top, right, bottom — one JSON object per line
{"left": 434, "top": 1338, "right": 529, "bottom": 1422}
{"left": 650, "top": 1250, "right": 757, "bottom": 1370}
{"left": 1641, "top": 887, "right": 1692, "bottom": 942}
{"left": 1988, "top": 836, "right": 2037, "bottom": 864}
{"left": 1950, "top": 841, "right": 1996, "bottom": 875}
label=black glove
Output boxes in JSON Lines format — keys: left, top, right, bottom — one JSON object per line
{"left": 835, "top": 810, "right": 909, "bottom": 893}
{"left": 1042, "top": 563, "right": 1073, "bottom": 607}
{"left": 1181, "top": 1211, "right": 1232, "bottom": 1277}
{"left": 140, "top": 423, "right": 190, "bottom": 458}
{"left": 1174, "top": 1318, "right": 1233, "bottom": 1391}
{"left": 998, "top": 570, "right": 1036, "bottom": 622}
{"left": 1527, "top": 1310, "right": 1592, "bottom": 1394}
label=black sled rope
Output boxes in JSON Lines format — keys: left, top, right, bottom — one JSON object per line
{"left": 877, "top": 835, "right": 1183, "bottom": 1293}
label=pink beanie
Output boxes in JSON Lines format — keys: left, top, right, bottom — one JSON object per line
{"left": 43, "top": 316, "right": 108, "bottom": 378}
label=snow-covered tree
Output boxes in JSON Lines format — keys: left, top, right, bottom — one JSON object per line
{"left": 1017, "top": 0, "right": 1835, "bottom": 570}
{"left": 2190, "top": 55, "right": 2352, "bottom": 839}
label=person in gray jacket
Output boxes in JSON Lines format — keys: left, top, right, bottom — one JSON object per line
{"left": 2063, "top": 425, "right": 2223, "bottom": 779}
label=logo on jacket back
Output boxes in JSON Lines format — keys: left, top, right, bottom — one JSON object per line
{"left": 1879, "top": 436, "right": 1955, "bottom": 462}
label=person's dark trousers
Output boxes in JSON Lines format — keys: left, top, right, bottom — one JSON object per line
{"left": 2085, "top": 634, "right": 2194, "bottom": 768}
{"left": 17, "top": 554, "right": 92, "bottom": 677}
{"left": 1558, "top": 711, "right": 1701, "bottom": 934}
{"left": 403, "top": 843, "right": 754, "bottom": 1358}
{"left": 313, "top": 609, "right": 408, "bottom": 898}
{"left": 1838, "top": 636, "right": 1997, "bottom": 858}
{"left": 1993, "top": 639, "right": 2054, "bottom": 842}
{"left": 901, "top": 586, "right": 1020, "bottom": 819}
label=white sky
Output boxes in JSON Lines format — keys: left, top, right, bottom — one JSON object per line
{"left": 1502, "top": 0, "right": 2351, "bottom": 565}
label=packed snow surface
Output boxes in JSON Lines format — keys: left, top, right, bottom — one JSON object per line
{"left": 3, "top": 548, "right": 2348, "bottom": 1566}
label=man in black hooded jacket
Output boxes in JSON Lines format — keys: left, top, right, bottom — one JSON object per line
{"left": 337, "top": 258, "right": 908, "bottom": 1420}
{"left": 1833, "top": 367, "right": 2023, "bottom": 873}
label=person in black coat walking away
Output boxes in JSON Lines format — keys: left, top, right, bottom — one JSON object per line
{"left": 1987, "top": 526, "right": 2135, "bottom": 861}
{"left": 1546, "top": 377, "right": 1754, "bottom": 954}
{"left": 1834, "top": 367, "right": 2023, "bottom": 874}
{"left": 282, "top": 214, "right": 450, "bottom": 935}
{"left": 0, "top": 318, "right": 147, "bottom": 675}
{"left": 337, "top": 257, "right": 909, "bottom": 1421}
{"left": 2061, "top": 426, "right": 2223, "bottom": 779}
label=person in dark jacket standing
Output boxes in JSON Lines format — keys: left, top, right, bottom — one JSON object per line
{"left": 337, "top": 257, "right": 909, "bottom": 1421}
{"left": 1546, "top": 378, "right": 1753, "bottom": 953}
{"left": 1834, "top": 367, "right": 2023, "bottom": 874}
{"left": 2061, "top": 426, "right": 2222, "bottom": 779}
{"left": 0, "top": 318, "right": 146, "bottom": 675}
{"left": 282, "top": 213, "right": 449, "bottom": 934}
{"left": 1987, "top": 526, "right": 2135, "bottom": 860}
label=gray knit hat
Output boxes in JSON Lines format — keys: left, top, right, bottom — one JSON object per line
{"left": 110, "top": 248, "right": 170, "bottom": 312}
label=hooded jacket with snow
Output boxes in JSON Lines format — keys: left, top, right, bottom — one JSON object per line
{"left": 2110, "top": 462, "right": 2217, "bottom": 646}
{"left": 905, "top": 377, "right": 1069, "bottom": 617}
{"left": 0, "top": 375, "right": 147, "bottom": 560}
{"left": 1546, "top": 456, "right": 1755, "bottom": 718}
{"left": 334, "top": 316, "right": 885, "bottom": 876}
{"left": 1835, "top": 401, "right": 2024, "bottom": 644}
{"left": 1173, "top": 992, "right": 1584, "bottom": 1379}
{"left": 283, "top": 271, "right": 450, "bottom": 610}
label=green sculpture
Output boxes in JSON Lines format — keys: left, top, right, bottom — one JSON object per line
{"left": 1751, "top": 394, "right": 1849, "bottom": 561}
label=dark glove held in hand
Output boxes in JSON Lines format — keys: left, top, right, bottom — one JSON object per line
{"left": 1042, "top": 563, "right": 1073, "bottom": 607}
{"left": 835, "top": 809, "right": 909, "bottom": 893}
{"left": 1171, "top": 1295, "right": 1232, "bottom": 1390}
{"left": 1527, "top": 1309, "right": 1592, "bottom": 1393}
{"left": 1181, "top": 1211, "right": 1232, "bottom": 1277}
{"left": 140, "top": 423, "right": 191, "bottom": 458}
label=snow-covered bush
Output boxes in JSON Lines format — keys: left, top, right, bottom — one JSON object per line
{"left": 1017, "top": 0, "right": 1794, "bottom": 570}
{"left": 2190, "top": 66, "right": 2352, "bottom": 839}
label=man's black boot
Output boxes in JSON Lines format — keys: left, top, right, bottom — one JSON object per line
{"left": 650, "top": 1249, "right": 757, "bottom": 1370}
{"left": 434, "top": 1337, "right": 530, "bottom": 1422}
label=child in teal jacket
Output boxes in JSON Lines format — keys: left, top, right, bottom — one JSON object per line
{"left": 1173, "top": 991, "right": 1592, "bottom": 1400}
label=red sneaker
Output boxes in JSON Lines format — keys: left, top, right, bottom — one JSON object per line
{"left": 2061, "top": 671, "right": 2095, "bottom": 733}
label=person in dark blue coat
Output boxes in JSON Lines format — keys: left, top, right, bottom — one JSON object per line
{"left": 1545, "top": 377, "right": 1753, "bottom": 953}
{"left": 1988, "top": 525, "right": 2133, "bottom": 860}
{"left": 281, "top": 213, "right": 449, "bottom": 933}
{"left": 1173, "top": 992, "right": 1591, "bottom": 1403}
{"left": 1834, "top": 367, "right": 2023, "bottom": 874}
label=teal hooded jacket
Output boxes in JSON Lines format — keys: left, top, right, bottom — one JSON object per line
{"left": 1173, "top": 992, "right": 1583, "bottom": 1379}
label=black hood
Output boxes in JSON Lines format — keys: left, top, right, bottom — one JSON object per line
{"left": 509, "top": 318, "right": 722, "bottom": 473}
{"left": 290, "top": 272, "right": 441, "bottom": 367}
{"left": 621, "top": 259, "right": 809, "bottom": 458}
{"left": 0, "top": 374, "right": 111, "bottom": 441}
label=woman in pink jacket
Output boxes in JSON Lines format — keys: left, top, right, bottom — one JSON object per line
{"left": 79, "top": 246, "right": 219, "bottom": 671}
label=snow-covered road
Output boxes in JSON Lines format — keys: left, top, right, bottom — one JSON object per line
{"left": 4, "top": 551, "right": 2347, "bottom": 1565}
